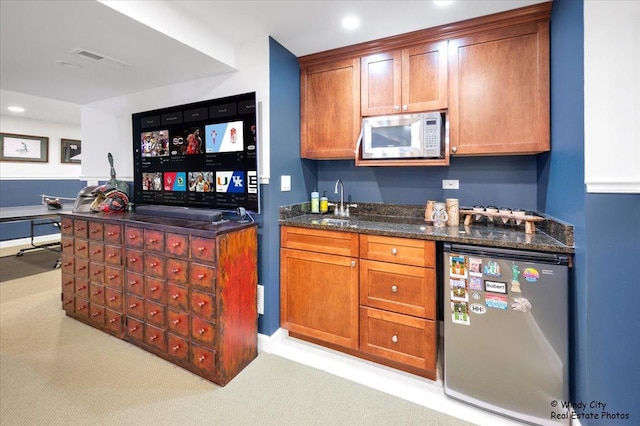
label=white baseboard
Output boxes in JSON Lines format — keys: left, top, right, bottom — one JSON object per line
{"left": 0, "top": 233, "right": 60, "bottom": 250}
{"left": 258, "top": 328, "right": 523, "bottom": 426}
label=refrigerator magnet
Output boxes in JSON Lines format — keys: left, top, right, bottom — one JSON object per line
{"left": 450, "top": 278, "right": 468, "bottom": 302}
{"left": 523, "top": 267, "right": 540, "bottom": 282}
{"left": 469, "top": 257, "right": 482, "bottom": 277}
{"left": 483, "top": 261, "right": 502, "bottom": 277}
{"left": 449, "top": 255, "right": 468, "bottom": 278}
{"left": 451, "top": 301, "right": 470, "bottom": 325}
{"left": 485, "top": 280, "right": 507, "bottom": 294}
{"left": 469, "top": 276, "right": 483, "bottom": 291}
{"left": 469, "top": 303, "right": 486, "bottom": 314}
{"left": 486, "top": 294, "right": 508, "bottom": 310}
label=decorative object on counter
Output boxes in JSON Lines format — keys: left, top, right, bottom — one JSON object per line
{"left": 499, "top": 207, "right": 512, "bottom": 224}
{"left": 106, "top": 152, "right": 130, "bottom": 196}
{"left": 473, "top": 205, "right": 485, "bottom": 221}
{"left": 446, "top": 198, "right": 459, "bottom": 227}
{"left": 485, "top": 206, "right": 498, "bottom": 221}
{"left": 320, "top": 191, "right": 329, "bottom": 213}
{"left": 460, "top": 209, "right": 544, "bottom": 234}
{"left": 512, "top": 209, "right": 526, "bottom": 225}
{"left": 89, "top": 184, "right": 129, "bottom": 212}
{"left": 310, "top": 189, "right": 320, "bottom": 213}
{"left": 431, "top": 202, "right": 448, "bottom": 227}
{"left": 424, "top": 200, "right": 436, "bottom": 224}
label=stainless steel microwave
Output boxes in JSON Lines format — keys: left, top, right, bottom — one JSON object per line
{"left": 361, "top": 112, "right": 445, "bottom": 160}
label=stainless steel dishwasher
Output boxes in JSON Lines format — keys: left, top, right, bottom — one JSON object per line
{"left": 443, "top": 243, "right": 570, "bottom": 426}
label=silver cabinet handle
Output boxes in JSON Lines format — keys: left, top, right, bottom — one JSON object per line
{"left": 394, "top": 105, "right": 400, "bottom": 112}
{"left": 350, "top": 260, "right": 356, "bottom": 267}
{"left": 451, "top": 146, "right": 458, "bottom": 154}
{"left": 391, "top": 335, "right": 398, "bottom": 343}
{"left": 391, "top": 247, "right": 398, "bottom": 255}
{"left": 391, "top": 285, "right": 398, "bottom": 293}
{"left": 402, "top": 105, "right": 408, "bottom": 111}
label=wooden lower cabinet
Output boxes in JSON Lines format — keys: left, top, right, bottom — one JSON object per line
{"left": 281, "top": 226, "right": 438, "bottom": 380}
{"left": 60, "top": 212, "right": 258, "bottom": 386}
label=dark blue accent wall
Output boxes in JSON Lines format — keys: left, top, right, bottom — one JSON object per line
{"left": 0, "top": 179, "right": 85, "bottom": 241}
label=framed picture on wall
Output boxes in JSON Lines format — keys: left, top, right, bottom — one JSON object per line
{"left": 60, "top": 138, "right": 81, "bottom": 164}
{"left": 0, "top": 132, "right": 49, "bottom": 162}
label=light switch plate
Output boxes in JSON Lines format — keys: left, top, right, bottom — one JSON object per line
{"left": 281, "top": 175, "right": 291, "bottom": 191}
{"left": 443, "top": 179, "right": 459, "bottom": 189}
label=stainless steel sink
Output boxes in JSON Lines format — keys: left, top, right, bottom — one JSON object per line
{"left": 319, "top": 218, "right": 351, "bottom": 226}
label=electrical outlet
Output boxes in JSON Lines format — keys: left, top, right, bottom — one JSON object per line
{"left": 443, "top": 179, "right": 459, "bottom": 189}
{"left": 257, "top": 284, "right": 264, "bottom": 315}
{"left": 280, "top": 175, "right": 291, "bottom": 191}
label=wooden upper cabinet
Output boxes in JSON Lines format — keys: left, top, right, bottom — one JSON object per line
{"left": 300, "top": 58, "right": 361, "bottom": 159}
{"left": 448, "top": 21, "right": 550, "bottom": 156}
{"left": 361, "top": 41, "right": 448, "bottom": 116}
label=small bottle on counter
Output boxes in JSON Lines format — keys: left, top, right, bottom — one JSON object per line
{"left": 320, "top": 191, "right": 329, "bottom": 213}
{"left": 311, "top": 190, "right": 320, "bottom": 213}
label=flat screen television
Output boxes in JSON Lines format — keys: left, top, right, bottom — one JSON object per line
{"left": 131, "top": 92, "right": 259, "bottom": 215}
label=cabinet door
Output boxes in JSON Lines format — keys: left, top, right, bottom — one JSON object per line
{"left": 301, "top": 58, "right": 361, "bottom": 159}
{"left": 280, "top": 248, "right": 359, "bottom": 349}
{"left": 402, "top": 41, "right": 448, "bottom": 113}
{"left": 361, "top": 50, "right": 401, "bottom": 116}
{"left": 448, "top": 21, "right": 550, "bottom": 155}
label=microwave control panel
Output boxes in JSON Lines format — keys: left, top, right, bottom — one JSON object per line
{"left": 423, "top": 114, "right": 442, "bottom": 156}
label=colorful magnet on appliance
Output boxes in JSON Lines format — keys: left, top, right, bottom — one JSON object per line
{"left": 486, "top": 294, "right": 508, "bottom": 310}
{"left": 523, "top": 268, "right": 540, "bottom": 282}
{"left": 485, "top": 280, "right": 507, "bottom": 294}
{"left": 451, "top": 301, "right": 470, "bottom": 325}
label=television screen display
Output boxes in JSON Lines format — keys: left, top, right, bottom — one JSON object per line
{"left": 132, "top": 92, "right": 259, "bottom": 213}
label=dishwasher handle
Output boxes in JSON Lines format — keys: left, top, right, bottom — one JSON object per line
{"left": 443, "top": 243, "right": 570, "bottom": 266}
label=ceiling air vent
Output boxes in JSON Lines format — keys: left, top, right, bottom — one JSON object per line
{"left": 70, "top": 48, "right": 130, "bottom": 69}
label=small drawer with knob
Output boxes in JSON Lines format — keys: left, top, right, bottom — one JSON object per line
{"left": 61, "top": 237, "right": 74, "bottom": 255}
{"left": 144, "top": 253, "right": 166, "bottom": 279}
{"left": 75, "top": 239, "right": 89, "bottom": 259}
{"left": 125, "top": 249, "right": 144, "bottom": 274}
{"left": 145, "top": 277, "right": 166, "bottom": 303}
{"left": 62, "top": 292, "right": 74, "bottom": 313}
{"left": 104, "top": 266, "right": 123, "bottom": 289}
{"left": 104, "top": 245, "right": 122, "bottom": 266}
{"left": 73, "top": 220, "right": 88, "bottom": 238}
{"left": 144, "top": 229, "right": 165, "bottom": 252}
{"left": 166, "top": 233, "right": 189, "bottom": 258}
{"left": 75, "top": 258, "right": 89, "bottom": 279}
{"left": 126, "top": 317, "right": 144, "bottom": 342}
{"left": 88, "top": 221, "right": 104, "bottom": 241}
{"left": 167, "top": 333, "right": 189, "bottom": 362}
{"left": 61, "top": 256, "right": 74, "bottom": 276}
{"left": 124, "top": 226, "right": 144, "bottom": 249}
{"left": 125, "top": 294, "right": 145, "bottom": 320}
{"left": 104, "top": 224, "right": 122, "bottom": 244}
{"left": 125, "top": 271, "right": 144, "bottom": 296}
{"left": 359, "top": 306, "right": 436, "bottom": 372}
{"left": 89, "top": 262, "right": 104, "bottom": 285}
{"left": 60, "top": 218, "right": 74, "bottom": 236}
{"left": 105, "top": 310, "right": 123, "bottom": 335}
{"left": 89, "top": 282, "right": 105, "bottom": 305}
{"left": 167, "top": 309, "right": 189, "bottom": 337}
{"left": 105, "top": 287, "right": 123, "bottom": 310}
{"left": 145, "top": 300, "right": 166, "bottom": 327}
{"left": 190, "top": 236, "right": 216, "bottom": 263}
{"left": 191, "top": 343, "right": 216, "bottom": 374}
{"left": 145, "top": 324, "right": 167, "bottom": 352}
{"left": 166, "top": 258, "right": 188, "bottom": 284}
{"left": 191, "top": 316, "right": 216, "bottom": 347}
{"left": 190, "top": 290, "right": 215, "bottom": 319}
{"left": 167, "top": 283, "right": 188, "bottom": 312}
{"left": 89, "top": 242, "right": 105, "bottom": 262}
{"left": 359, "top": 235, "right": 435, "bottom": 268}
{"left": 188, "top": 263, "right": 215, "bottom": 292}
{"left": 89, "top": 304, "right": 106, "bottom": 326}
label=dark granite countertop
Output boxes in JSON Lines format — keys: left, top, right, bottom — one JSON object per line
{"left": 279, "top": 202, "right": 574, "bottom": 255}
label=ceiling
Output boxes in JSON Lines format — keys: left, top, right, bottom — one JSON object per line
{"left": 0, "top": 0, "right": 549, "bottom": 125}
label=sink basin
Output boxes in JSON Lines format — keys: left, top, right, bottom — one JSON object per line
{"left": 319, "top": 218, "right": 351, "bottom": 226}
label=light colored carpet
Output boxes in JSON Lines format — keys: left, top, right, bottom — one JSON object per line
{"left": 0, "top": 248, "right": 473, "bottom": 426}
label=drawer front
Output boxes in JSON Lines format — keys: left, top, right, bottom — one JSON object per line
{"left": 61, "top": 255, "right": 74, "bottom": 275}
{"left": 167, "top": 283, "right": 189, "bottom": 312}
{"left": 104, "top": 266, "right": 123, "bottom": 289}
{"left": 359, "top": 307, "right": 436, "bottom": 372}
{"left": 89, "top": 262, "right": 104, "bottom": 284}
{"left": 167, "top": 333, "right": 189, "bottom": 362}
{"left": 191, "top": 316, "right": 216, "bottom": 347}
{"left": 126, "top": 317, "right": 144, "bottom": 342}
{"left": 190, "top": 236, "right": 216, "bottom": 263}
{"left": 188, "top": 263, "right": 215, "bottom": 292}
{"left": 191, "top": 344, "right": 216, "bottom": 375}
{"left": 126, "top": 272, "right": 144, "bottom": 296}
{"left": 74, "top": 220, "right": 88, "bottom": 238}
{"left": 75, "top": 258, "right": 89, "bottom": 279}
{"left": 60, "top": 218, "right": 74, "bottom": 236}
{"left": 61, "top": 237, "right": 74, "bottom": 255}
{"left": 360, "top": 260, "right": 436, "bottom": 319}
{"left": 105, "top": 310, "right": 123, "bottom": 335}
{"left": 89, "top": 283, "right": 105, "bottom": 305}
{"left": 62, "top": 292, "right": 74, "bottom": 313}
{"left": 105, "top": 287, "right": 123, "bottom": 310}
{"left": 145, "top": 277, "right": 166, "bottom": 303}
{"left": 62, "top": 273, "right": 74, "bottom": 294}
{"left": 126, "top": 294, "right": 145, "bottom": 320}
{"left": 104, "top": 245, "right": 122, "bottom": 266}
{"left": 75, "top": 239, "right": 89, "bottom": 258}
{"left": 166, "top": 258, "right": 189, "bottom": 284}
{"left": 166, "top": 233, "right": 189, "bottom": 258}
{"left": 145, "top": 300, "right": 166, "bottom": 327}
{"left": 75, "top": 297, "right": 89, "bottom": 319}
{"left": 281, "top": 226, "right": 359, "bottom": 257}
{"left": 145, "top": 324, "right": 167, "bottom": 352}
{"left": 104, "top": 224, "right": 122, "bottom": 244}
{"left": 190, "top": 290, "right": 215, "bottom": 319}
{"left": 89, "top": 304, "right": 106, "bottom": 325}
{"left": 144, "top": 229, "right": 165, "bottom": 252}
{"left": 88, "top": 221, "right": 104, "bottom": 241}
{"left": 126, "top": 249, "right": 144, "bottom": 274}
{"left": 125, "top": 226, "right": 144, "bottom": 249}
{"left": 145, "top": 253, "right": 166, "bottom": 279}
{"left": 167, "top": 309, "right": 189, "bottom": 338}
{"left": 89, "top": 242, "right": 105, "bottom": 262}
{"left": 359, "top": 235, "right": 435, "bottom": 268}
{"left": 75, "top": 279, "right": 89, "bottom": 300}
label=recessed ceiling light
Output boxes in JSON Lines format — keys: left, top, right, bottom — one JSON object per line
{"left": 8, "top": 106, "right": 25, "bottom": 113}
{"left": 342, "top": 16, "right": 360, "bottom": 30}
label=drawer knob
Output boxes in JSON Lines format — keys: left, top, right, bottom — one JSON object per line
{"left": 129, "top": 234, "right": 137, "bottom": 239}
{"left": 172, "top": 319, "right": 181, "bottom": 325}
{"left": 391, "top": 248, "right": 398, "bottom": 255}
{"left": 108, "top": 253, "right": 116, "bottom": 258}
{"left": 197, "top": 246, "right": 206, "bottom": 252}
{"left": 77, "top": 246, "right": 86, "bottom": 251}
{"left": 107, "top": 231, "right": 116, "bottom": 236}
{"left": 350, "top": 261, "right": 356, "bottom": 267}
{"left": 198, "top": 355, "right": 206, "bottom": 362}
{"left": 129, "top": 258, "right": 137, "bottom": 263}
{"left": 149, "top": 262, "right": 157, "bottom": 268}
{"left": 92, "top": 312, "right": 101, "bottom": 318}
{"left": 129, "top": 303, "right": 138, "bottom": 308}
{"left": 148, "top": 238, "right": 157, "bottom": 243}
{"left": 150, "top": 310, "right": 158, "bottom": 316}
{"left": 150, "top": 286, "right": 158, "bottom": 292}
{"left": 197, "top": 273, "right": 205, "bottom": 280}
{"left": 391, "top": 285, "right": 398, "bottom": 293}
{"left": 172, "top": 268, "right": 180, "bottom": 273}
{"left": 109, "top": 296, "right": 116, "bottom": 302}
{"left": 109, "top": 318, "right": 117, "bottom": 324}
{"left": 77, "top": 305, "right": 87, "bottom": 311}
{"left": 64, "top": 300, "right": 73, "bottom": 306}
{"left": 108, "top": 275, "right": 116, "bottom": 280}
{"left": 197, "top": 301, "right": 207, "bottom": 308}
{"left": 130, "top": 326, "right": 138, "bottom": 332}
{"left": 171, "top": 294, "right": 180, "bottom": 300}
{"left": 391, "top": 334, "right": 398, "bottom": 343}
{"left": 172, "top": 345, "right": 181, "bottom": 352}
{"left": 198, "top": 328, "right": 206, "bottom": 335}
{"left": 172, "top": 242, "right": 180, "bottom": 248}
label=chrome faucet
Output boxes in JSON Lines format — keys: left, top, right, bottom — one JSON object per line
{"left": 334, "top": 179, "right": 345, "bottom": 216}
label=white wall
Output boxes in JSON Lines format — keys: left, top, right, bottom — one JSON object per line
{"left": 0, "top": 115, "right": 81, "bottom": 179}
{"left": 80, "top": 36, "right": 270, "bottom": 185}
{"left": 584, "top": 0, "right": 640, "bottom": 193}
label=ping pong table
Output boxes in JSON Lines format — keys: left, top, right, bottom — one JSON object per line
{"left": 0, "top": 205, "right": 73, "bottom": 261}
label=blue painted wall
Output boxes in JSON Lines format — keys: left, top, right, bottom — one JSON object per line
{"left": 0, "top": 179, "right": 85, "bottom": 241}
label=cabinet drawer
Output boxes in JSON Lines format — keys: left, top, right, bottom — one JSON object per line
{"left": 89, "top": 283, "right": 105, "bottom": 305}
{"left": 126, "top": 294, "right": 144, "bottom": 320}
{"left": 89, "top": 262, "right": 104, "bottom": 284}
{"left": 359, "top": 307, "right": 436, "bottom": 372}
{"left": 74, "top": 220, "right": 88, "bottom": 238}
{"left": 75, "top": 297, "right": 89, "bottom": 319}
{"left": 89, "top": 304, "right": 105, "bottom": 326}
{"left": 104, "top": 266, "right": 123, "bottom": 289}
{"left": 60, "top": 218, "right": 73, "bottom": 236}
{"left": 359, "top": 235, "right": 435, "bottom": 268}
{"left": 61, "top": 255, "right": 74, "bottom": 275}
{"left": 166, "top": 233, "right": 189, "bottom": 258}
{"left": 166, "top": 258, "right": 188, "bottom": 284}
{"left": 191, "top": 316, "right": 216, "bottom": 347}
{"left": 189, "top": 263, "right": 215, "bottom": 292}
{"left": 104, "top": 245, "right": 122, "bottom": 266}
{"left": 62, "top": 292, "right": 74, "bottom": 313}
{"left": 125, "top": 226, "right": 144, "bottom": 248}
{"left": 89, "top": 242, "right": 104, "bottom": 262}
{"left": 145, "top": 277, "right": 166, "bottom": 303}
{"left": 75, "top": 258, "right": 89, "bottom": 279}
{"left": 126, "top": 317, "right": 144, "bottom": 342}
{"left": 144, "top": 229, "right": 165, "bottom": 252}
{"left": 167, "top": 334, "right": 189, "bottom": 362}
{"left": 61, "top": 237, "right": 74, "bottom": 255}
{"left": 360, "top": 260, "right": 436, "bottom": 319}
{"left": 167, "top": 309, "right": 189, "bottom": 338}
{"left": 105, "top": 310, "right": 123, "bottom": 335}
{"left": 145, "top": 324, "right": 167, "bottom": 352}
{"left": 190, "top": 236, "right": 216, "bottom": 263}
{"left": 191, "top": 344, "right": 216, "bottom": 375}
{"left": 125, "top": 249, "right": 144, "bottom": 274}
{"left": 105, "top": 287, "right": 123, "bottom": 310}
{"left": 145, "top": 253, "right": 166, "bottom": 279}
{"left": 190, "top": 290, "right": 215, "bottom": 319}
{"left": 126, "top": 271, "right": 144, "bottom": 296}
{"left": 167, "top": 283, "right": 189, "bottom": 312}
{"left": 75, "top": 279, "right": 89, "bottom": 300}
{"left": 281, "top": 226, "right": 358, "bottom": 257}
{"left": 104, "top": 224, "right": 122, "bottom": 244}
{"left": 145, "top": 300, "right": 166, "bottom": 327}
{"left": 88, "top": 221, "right": 104, "bottom": 241}
{"left": 62, "top": 273, "right": 74, "bottom": 294}
{"left": 75, "top": 239, "right": 89, "bottom": 258}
